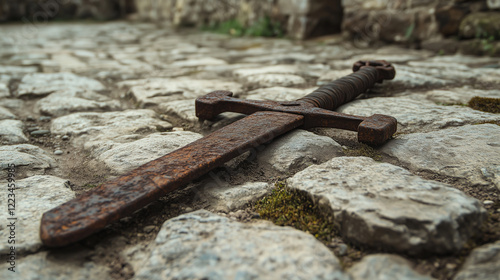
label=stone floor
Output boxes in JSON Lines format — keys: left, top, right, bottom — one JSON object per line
{"left": 0, "top": 21, "right": 499, "bottom": 280}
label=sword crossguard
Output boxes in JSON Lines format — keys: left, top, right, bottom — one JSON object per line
{"left": 196, "top": 61, "right": 397, "bottom": 146}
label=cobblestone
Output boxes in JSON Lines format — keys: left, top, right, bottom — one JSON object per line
{"left": 0, "top": 21, "right": 498, "bottom": 279}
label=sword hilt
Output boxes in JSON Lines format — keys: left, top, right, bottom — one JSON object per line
{"left": 297, "top": 60, "right": 395, "bottom": 110}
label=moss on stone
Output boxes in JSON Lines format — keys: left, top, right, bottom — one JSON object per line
{"left": 343, "top": 144, "right": 383, "bottom": 161}
{"left": 255, "top": 181, "right": 336, "bottom": 242}
{"left": 468, "top": 96, "right": 500, "bottom": 113}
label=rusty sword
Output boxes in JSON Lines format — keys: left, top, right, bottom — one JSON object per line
{"left": 40, "top": 60, "right": 396, "bottom": 247}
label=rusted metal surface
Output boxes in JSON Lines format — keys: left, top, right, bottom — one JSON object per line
{"left": 41, "top": 60, "right": 396, "bottom": 247}
{"left": 40, "top": 112, "right": 303, "bottom": 247}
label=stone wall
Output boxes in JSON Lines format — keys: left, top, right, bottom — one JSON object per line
{"left": 342, "top": 0, "right": 500, "bottom": 55}
{"left": 0, "top": 0, "right": 135, "bottom": 22}
{"left": 133, "top": 0, "right": 343, "bottom": 40}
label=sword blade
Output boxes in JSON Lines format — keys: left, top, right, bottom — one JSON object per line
{"left": 40, "top": 111, "right": 304, "bottom": 247}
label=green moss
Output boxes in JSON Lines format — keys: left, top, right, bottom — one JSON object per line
{"left": 343, "top": 144, "right": 383, "bottom": 161}
{"left": 468, "top": 96, "right": 500, "bottom": 113}
{"left": 202, "top": 17, "right": 284, "bottom": 38}
{"left": 82, "top": 184, "right": 97, "bottom": 189}
{"left": 255, "top": 181, "right": 336, "bottom": 242}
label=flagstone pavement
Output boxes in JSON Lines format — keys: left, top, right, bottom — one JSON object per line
{"left": 0, "top": 21, "right": 499, "bottom": 280}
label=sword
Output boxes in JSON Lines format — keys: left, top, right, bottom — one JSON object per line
{"left": 40, "top": 60, "right": 397, "bottom": 247}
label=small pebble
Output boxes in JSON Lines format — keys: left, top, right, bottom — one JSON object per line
{"left": 54, "top": 150, "right": 63, "bottom": 155}
{"left": 338, "top": 244, "right": 348, "bottom": 256}
{"left": 483, "top": 200, "right": 494, "bottom": 205}
{"left": 184, "top": 207, "right": 193, "bottom": 213}
{"left": 30, "top": 129, "right": 50, "bottom": 136}
{"left": 143, "top": 225, "right": 156, "bottom": 233}
{"left": 62, "top": 135, "right": 70, "bottom": 141}
{"left": 39, "top": 116, "right": 52, "bottom": 122}
{"left": 172, "top": 127, "right": 184, "bottom": 131}
{"left": 27, "top": 127, "right": 40, "bottom": 132}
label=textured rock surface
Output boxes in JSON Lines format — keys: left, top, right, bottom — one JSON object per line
{"left": 349, "top": 254, "right": 435, "bottom": 280}
{"left": 16, "top": 72, "right": 105, "bottom": 97}
{"left": 51, "top": 110, "right": 172, "bottom": 155}
{"left": 0, "top": 251, "right": 110, "bottom": 280}
{"left": 196, "top": 181, "right": 271, "bottom": 212}
{"left": 0, "top": 144, "right": 56, "bottom": 175}
{"left": 338, "top": 97, "right": 500, "bottom": 133}
{"left": 0, "top": 119, "right": 27, "bottom": 144}
{"left": 99, "top": 131, "right": 203, "bottom": 174}
{"left": 0, "top": 106, "right": 16, "bottom": 120}
{"left": 134, "top": 210, "right": 349, "bottom": 280}
{"left": 288, "top": 157, "right": 486, "bottom": 255}
{"left": 0, "top": 175, "right": 74, "bottom": 254}
{"left": 382, "top": 124, "right": 500, "bottom": 189}
{"left": 454, "top": 241, "right": 500, "bottom": 280}
{"left": 258, "top": 129, "right": 344, "bottom": 173}
{"left": 34, "top": 89, "right": 121, "bottom": 117}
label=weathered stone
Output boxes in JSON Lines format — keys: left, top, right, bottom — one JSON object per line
{"left": 171, "top": 57, "right": 227, "bottom": 67}
{"left": 245, "top": 73, "right": 306, "bottom": 87}
{"left": 337, "top": 97, "right": 500, "bottom": 133}
{"left": 459, "top": 12, "right": 500, "bottom": 40}
{"left": 349, "top": 254, "right": 435, "bottom": 280}
{"left": 51, "top": 110, "right": 172, "bottom": 155}
{"left": 0, "top": 175, "right": 74, "bottom": 254}
{"left": 287, "top": 157, "right": 486, "bottom": 255}
{"left": 258, "top": 129, "right": 343, "bottom": 173}
{"left": 488, "top": 0, "right": 500, "bottom": 9}
{"left": 379, "top": 65, "right": 452, "bottom": 91}
{"left": 245, "top": 86, "right": 313, "bottom": 101}
{"left": 99, "top": 131, "right": 203, "bottom": 174}
{"left": 133, "top": 210, "right": 348, "bottom": 280}
{"left": 0, "top": 81, "right": 9, "bottom": 98}
{"left": 454, "top": 241, "right": 500, "bottom": 280}
{"left": 16, "top": 72, "right": 105, "bottom": 97}
{"left": 0, "top": 144, "right": 57, "bottom": 179}
{"left": 0, "top": 250, "right": 110, "bottom": 279}
{"left": 0, "top": 119, "right": 27, "bottom": 144}
{"left": 34, "top": 89, "right": 121, "bottom": 117}
{"left": 0, "top": 106, "right": 16, "bottom": 120}
{"left": 435, "top": 3, "right": 470, "bottom": 36}
{"left": 119, "top": 77, "right": 243, "bottom": 107}
{"left": 233, "top": 64, "right": 300, "bottom": 77}
{"left": 382, "top": 124, "right": 500, "bottom": 189}
{"left": 424, "top": 88, "right": 500, "bottom": 105}
{"left": 196, "top": 181, "right": 271, "bottom": 212}
{"left": 159, "top": 99, "right": 198, "bottom": 122}
{"left": 0, "top": 65, "right": 38, "bottom": 78}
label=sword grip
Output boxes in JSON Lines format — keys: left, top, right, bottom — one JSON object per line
{"left": 297, "top": 60, "right": 395, "bottom": 110}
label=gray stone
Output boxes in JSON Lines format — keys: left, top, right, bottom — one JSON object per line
{"left": 16, "top": 72, "right": 105, "bottom": 97}
{"left": 35, "top": 89, "right": 121, "bottom": 117}
{"left": 381, "top": 65, "right": 452, "bottom": 91}
{"left": 233, "top": 65, "right": 301, "bottom": 77}
{"left": 0, "top": 175, "right": 74, "bottom": 254}
{"left": 0, "top": 251, "right": 110, "bottom": 280}
{"left": 454, "top": 241, "right": 500, "bottom": 280}
{"left": 0, "top": 119, "right": 28, "bottom": 144}
{"left": 0, "top": 65, "right": 38, "bottom": 78}
{"left": 349, "top": 254, "right": 435, "bottom": 280}
{"left": 0, "top": 106, "right": 16, "bottom": 120}
{"left": 51, "top": 110, "right": 172, "bottom": 155}
{"left": 196, "top": 181, "right": 271, "bottom": 212}
{"left": 382, "top": 124, "right": 500, "bottom": 189}
{"left": 287, "top": 157, "right": 486, "bottom": 255}
{"left": 245, "top": 86, "right": 314, "bottom": 101}
{"left": 99, "top": 131, "right": 203, "bottom": 174}
{"left": 158, "top": 99, "right": 198, "bottom": 122}
{"left": 245, "top": 74, "right": 306, "bottom": 87}
{"left": 0, "top": 144, "right": 57, "bottom": 178}
{"left": 488, "top": 0, "right": 500, "bottom": 9}
{"left": 424, "top": 88, "right": 500, "bottom": 105}
{"left": 134, "top": 210, "right": 348, "bottom": 280}
{"left": 54, "top": 150, "right": 64, "bottom": 155}
{"left": 0, "top": 81, "right": 9, "bottom": 98}
{"left": 120, "top": 77, "right": 243, "bottom": 107}
{"left": 258, "top": 129, "right": 343, "bottom": 173}
{"left": 337, "top": 97, "right": 500, "bottom": 133}
{"left": 30, "top": 130, "right": 50, "bottom": 136}
{"left": 171, "top": 57, "right": 227, "bottom": 67}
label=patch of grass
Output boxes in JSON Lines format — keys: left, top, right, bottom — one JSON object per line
{"left": 468, "top": 96, "right": 500, "bottom": 113}
{"left": 254, "top": 181, "right": 336, "bottom": 242}
{"left": 343, "top": 144, "right": 383, "bottom": 161}
{"left": 203, "top": 17, "right": 284, "bottom": 38}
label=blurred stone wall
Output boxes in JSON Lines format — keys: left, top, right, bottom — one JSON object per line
{"left": 342, "top": 0, "right": 500, "bottom": 55}
{"left": 133, "top": 0, "right": 343, "bottom": 40}
{"left": 0, "top": 0, "right": 135, "bottom": 22}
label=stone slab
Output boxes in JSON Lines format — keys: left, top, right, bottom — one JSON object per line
{"left": 16, "top": 72, "right": 105, "bottom": 97}
{"left": 0, "top": 119, "right": 28, "bottom": 144}
{"left": 287, "top": 157, "right": 486, "bottom": 255}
